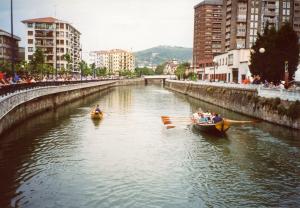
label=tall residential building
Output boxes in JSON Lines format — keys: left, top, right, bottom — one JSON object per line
{"left": 222, "top": 0, "right": 249, "bottom": 51}
{"left": 292, "top": 0, "right": 300, "bottom": 41}
{"left": 193, "top": 0, "right": 223, "bottom": 68}
{"left": 0, "top": 29, "right": 21, "bottom": 63}
{"left": 248, "top": 0, "right": 293, "bottom": 47}
{"left": 89, "top": 49, "right": 135, "bottom": 73}
{"left": 222, "top": 0, "right": 294, "bottom": 51}
{"left": 22, "top": 17, "right": 81, "bottom": 73}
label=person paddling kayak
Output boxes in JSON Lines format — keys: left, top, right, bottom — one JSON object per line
{"left": 95, "top": 104, "right": 102, "bottom": 113}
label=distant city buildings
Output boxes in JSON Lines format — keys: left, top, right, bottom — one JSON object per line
{"left": 22, "top": 17, "right": 81, "bottom": 73}
{"left": 0, "top": 29, "right": 22, "bottom": 63}
{"left": 89, "top": 49, "right": 135, "bottom": 73}
{"left": 164, "top": 59, "right": 179, "bottom": 75}
{"left": 193, "top": 0, "right": 223, "bottom": 69}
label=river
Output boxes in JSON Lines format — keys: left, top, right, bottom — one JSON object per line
{"left": 0, "top": 85, "right": 299, "bottom": 208}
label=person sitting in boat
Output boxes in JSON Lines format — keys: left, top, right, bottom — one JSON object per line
{"left": 198, "top": 114, "right": 208, "bottom": 123}
{"left": 95, "top": 105, "right": 102, "bottom": 113}
{"left": 212, "top": 113, "right": 223, "bottom": 123}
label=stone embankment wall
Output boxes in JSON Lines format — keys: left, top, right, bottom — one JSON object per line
{"left": 0, "top": 79, "right": 144, "bottom": 135}
{"left": 165, "top": 80, "right": 300, "bottom": 129}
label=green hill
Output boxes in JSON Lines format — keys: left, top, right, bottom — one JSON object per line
{"left": 134, "top": 45, "right": 192, "bottom": 67}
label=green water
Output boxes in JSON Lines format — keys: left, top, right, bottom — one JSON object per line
{"left": 0, "top": 85, "right": 299, "bottom": 208}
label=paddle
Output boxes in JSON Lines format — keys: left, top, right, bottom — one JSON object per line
{"left": 224, "top": 119, "right": 259, "bottom": 124}
{"left": 161, "top": 115, "right": 258, "bottom": 130}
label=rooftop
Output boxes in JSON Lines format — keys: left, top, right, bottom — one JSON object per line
{"left": 194, "top": 0, "right": 223, "bottom": 9}
{"left": 0, "top": 29, "right": 21, "bottom": 41}
{"left": 22, "top": 17, "right": 60, "bottom": 24}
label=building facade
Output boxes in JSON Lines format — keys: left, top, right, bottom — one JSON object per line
{"left": 22, "top": 17, "right": 81, "bottom": 73}
{"left": 164, "top": 60, "right": 179, "bottom": 75}
{"left": 193, "top": 0, "right": 223, "bottom": 69}
{"left": 197, "top": 49, "right": 251, "bottom": 83}
{"left": 89, "top": 49, "right": 135, "bottom": 73}
{"left": 222, "top": 0, "right": 295, "bottom": 51}
{"left": 0, "top": 29, "right": 21, "bottom": 63}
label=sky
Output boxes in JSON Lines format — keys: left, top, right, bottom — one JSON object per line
{"left": 0, "top": 0, "right": 200, "bottom": 54}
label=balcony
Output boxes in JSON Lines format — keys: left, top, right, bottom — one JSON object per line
{"left": 236, "top": 32, "right": 246, "bottom": 37}
{"left": 237, "top": 15, "right": 247, "bottom": 22}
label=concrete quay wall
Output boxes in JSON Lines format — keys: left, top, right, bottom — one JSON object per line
{"left": 165, "top": 80, "right": 300, "bottom": 130}
{"left": 0, "top": 79, "right": 144, "bottom": 136}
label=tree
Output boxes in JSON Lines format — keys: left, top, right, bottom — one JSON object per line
{"left": 95, "top": 67, "right": 107, "bottom": 76}
{"left": 134, "top": 67, "right": 155, "bottom": 76}
{"left": 250, "top": 23, "right": 299, "bottom": 83}
{"left": 175, "top": 62, "right": 190, "bottom": 80}
{"left": 79, "top": 60, "right": 92, "bottom": 77}
{"left": 30, "top": 48, "right": 45, "bottom": 76}
{"left": 155, "top": 64, "right": 165, "bottom": 75}
{"left": 90, "top": 63, "right": 96, "bottom": 78}
{"left": 63, "top": 53, "right": 72, "bottom": 75}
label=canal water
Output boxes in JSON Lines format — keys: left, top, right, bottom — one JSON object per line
{"left": 0, "top": 85, "right": 299, "bottom": 208}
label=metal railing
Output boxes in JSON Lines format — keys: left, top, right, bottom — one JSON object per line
{"left": 167, "top": 80, "right": 259, "bottom": 91}
{"left": 0, "top": 78, "right": 119, "bottom": 98}
{"left": 258, "top": 87, "right": 300, "bottom": 101}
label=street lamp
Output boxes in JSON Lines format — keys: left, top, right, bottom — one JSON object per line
{"left": 213, "top": 61, "right": 218, "bottom": 82}
{"left": 80, "top": 47, "right": 82, "bottom": 81}
{"left": 10, "top": 0, "right": 15, "bottom": 76}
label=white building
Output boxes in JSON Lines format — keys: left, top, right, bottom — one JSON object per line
{"left": 197, "top": 48, "right": 251, "bottom": 83}
{"left": 22, "top": 17, "right": 81, "bottom": 73}
{"left": 89, "top": 49, "right": 135, "bottom": 73}
{"left": 164, "top": 59, "right": 179, "bottom": 75}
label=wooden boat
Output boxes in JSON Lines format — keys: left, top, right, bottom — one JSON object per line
{"left": 193, "top": 120, "right": 230, "bottom": 134}
{"left": 91, "top": 111, "right": 103, "bottom": 120}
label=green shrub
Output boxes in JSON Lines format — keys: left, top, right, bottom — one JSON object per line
{"left": 271, "top": 97, "right": 281, "bottom": 110}
{"left": 277, "top": 104, "right": 287, "bottom": 116}
{"left": 286, "top": 101, "right": 300, "bottom": 119}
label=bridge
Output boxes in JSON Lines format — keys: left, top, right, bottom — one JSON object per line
{"left": 143, "top": 75, "right": 176, "bottom": 85}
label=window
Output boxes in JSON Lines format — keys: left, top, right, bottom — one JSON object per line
{"left": 228, "top": 54, "right": 233, "bottom": 65}
{"left": 28, "top": 39, "right": 33, "bottom": 44}
{"left": 28, "top": 31, "right": 33, "bottom": 36}
{"left": 28, "top": 47, "right": 33, "bottom": 52}
{"left": 28, "top": 23, "right": 33, "bottom": 28}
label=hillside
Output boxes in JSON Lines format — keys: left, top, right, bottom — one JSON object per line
{"left": 134, "top": 45, "right": 192, "bottom": 67}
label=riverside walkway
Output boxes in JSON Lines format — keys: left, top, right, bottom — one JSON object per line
{"left": 168, "top": 80, "right": 300, "bottom": 101}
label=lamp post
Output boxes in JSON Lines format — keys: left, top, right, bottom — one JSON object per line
{"left": 10, "top": 0, "right": 15, "bottom": 76}
{"left": 213, "top": 62, "right": 217, "bottom": 82}
{"left": 80, "top": 47, "right": 82, "bottom": 81}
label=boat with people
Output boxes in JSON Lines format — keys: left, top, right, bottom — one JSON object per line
{"left": 161, "top": 111, "right": 256, "bottom": 135}
{"left": 91, "top": 104, "right": 103, "bottom": 120}
{"left": 192, "top": 111, "right": 230, "bottom": 134}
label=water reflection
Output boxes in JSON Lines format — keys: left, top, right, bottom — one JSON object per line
{"left": 0, "top": 85, "right": 299, "bottom": 208}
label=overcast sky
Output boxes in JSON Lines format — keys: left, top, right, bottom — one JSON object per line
{"left": 0, "top": 0, "right": 200, "bottom": 53}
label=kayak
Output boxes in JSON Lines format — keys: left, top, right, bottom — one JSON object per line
{"left": 91, "top": 111, "right": 103, "bottom": 120}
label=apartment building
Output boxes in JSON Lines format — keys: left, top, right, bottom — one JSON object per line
{"left": 193, "top": 0, "right": 223, "bottom": 68}
{"left": 222, "top": 0, "right": 295, "bottom": 51}
{"left": 293, "top": 0, "right": 300, "bottom": 42}
{"left": 89, "top": 49, "right": 135, "bottom": 73}
{"left": 22, "top": 17, "right": 81, "bottom": 73}
{"left": 0, "top": 29, "right": 21, "bottom": 63}
{"left": 222, "top": 0, "right": 248, "bottom": 51}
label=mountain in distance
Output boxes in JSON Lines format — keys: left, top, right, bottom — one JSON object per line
{"left": 134, "top": 45, "right": 192, "bottom": 67}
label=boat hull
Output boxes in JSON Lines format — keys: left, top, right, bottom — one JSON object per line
{"left": 91, "top": 111, "right": 103, "bottom": 120}
{"left": 193, "top": 120, "right": 230, "bottom": 134}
